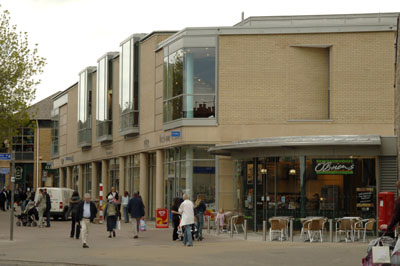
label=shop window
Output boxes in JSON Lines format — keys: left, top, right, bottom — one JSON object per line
{"left": 109, "top": 158, "right": 119, "bottom": 192}
{"left": 127, "top": 154, "right": 140, "bottom": 195}
{"left": 163, "top": 47, "right": 216, "bottom": 126}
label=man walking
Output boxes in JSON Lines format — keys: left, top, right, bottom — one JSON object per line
{"left": 77, "top": 193, "right": 97, "bottom": 248}
{"left": 0, "top": 189, "right": 6, "bottom": 211}
{"left": 44, "top": 189, "right": 51, "bottom": 227}
{"left": 127, "top": 192, "right": 144, "bottom": 239}
{"left": 35, "top": 189, "right": 47, "bottom": 228}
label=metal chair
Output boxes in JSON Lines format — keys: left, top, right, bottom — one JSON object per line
{"left": 354, "top": 218, "right": 376, "bottom": 242}
{"left": 308, "top": 219, "right": 323, "bottom": 242}
{"left": 300, "top": 219, "right": 312, "bottom": 241}
{"left": 336, "top": 218, "right": 353, "bottom": 242}
{"left": 231, "top": 215, "right": 245, "bottom": 234}
{"left": 269, "top": 218, "right": 286, "bottom": 241}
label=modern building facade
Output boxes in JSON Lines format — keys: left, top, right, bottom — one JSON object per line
{"left": 52, "top": 13, "right": 400, "bottom": 229}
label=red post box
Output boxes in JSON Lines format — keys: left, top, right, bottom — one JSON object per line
{"left": 378, "top": 192, "right": 395, "bottom": 228}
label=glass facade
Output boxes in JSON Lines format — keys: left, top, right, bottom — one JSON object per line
{"left": 126, "top": 155, "right": 140, "bottom": 195}
{"left": 234, "top": 156, "right": 377, "bottom": 232}
{"left": 163, "top": 48, "right": 216, "bottom": 122}
{"left": 164, "top": 146, "right": 216, "bottom": 211}
{"left": 51, "top": 111, "right": 59, "bottom": 158}
{"left": 96, "top": 54, "right": 115, "bottom": 141}
{"left": 13, "top": 128, "right": 34, "bottom": 161}
{"left": 82, "top": 163, "right": 92, "bottom": 194}
{"left": 109, "top": 158, "right": 119, "bottom": 192}
{"left": 78, "top": 68, "right": 95, "bottom": 147}
{"left": 119, "top": 38, "right": 139, "bottom": 134}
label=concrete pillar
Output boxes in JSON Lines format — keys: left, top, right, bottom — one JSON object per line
{"left": 66, "top": 166, "right": 72, "bottom": 189}
{"left": 59, "top": 168, "right": 65, "bottom": 188}
{"left": 119, "top": 156, "right": 125, "bottom": 197}
{"left": 156, "top": 150, "right": 164, "bottom": 209}
{"left": 185, "top": 148, "right": 193, "bottom": 199}
{"left": 139, "top": 153, "right": 148, "bottom": 216}
{"left": 91, "top": 162, "right": 98, "bottom": 200}
{"left": 78, "top": 164, "right": 84, "bottom": 197}
{"left": 101, "top": 159, "right": 109, "bottom": 196}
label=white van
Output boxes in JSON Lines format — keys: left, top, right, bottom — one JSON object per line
{"left": 35, "top": 187, "right": 74, "bottom": 220}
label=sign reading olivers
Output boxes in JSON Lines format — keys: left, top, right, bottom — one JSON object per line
{"left": 313, "top": 159, "right": 355, "bottom": 175}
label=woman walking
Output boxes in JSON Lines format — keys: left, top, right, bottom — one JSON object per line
{"left": 122, "top": 191, "right": 130, "bottom": 223}
{"left": 104, "top": 195, "right": 121, "bottom": 238}
{"left": 171, "top": 198, "right": 181, "bottom": 241}
{"left": 179, "top": 193, "right": 194, "bottom": 247}
{"left": 195, "top": 194, "right": 206, "bottom": 241}
{"left": 66, "top": 191, "right": 81, "bottom": 239}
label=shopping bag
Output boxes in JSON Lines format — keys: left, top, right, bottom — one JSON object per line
{"left": 372, "top": 246, "right": 391, "bottom": 264}
{"left": 140, "top": 218, "right": 147, "bottom": 232}
{"left": 391, "top": 238, "right": 400, "bottom": 265}
{"left": 116, "top": 220, "right": 121, "bottom": 230}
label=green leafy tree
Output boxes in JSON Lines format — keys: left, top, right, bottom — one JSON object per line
{"left": 0, "top": 6, "right": 46, "bottom": 147}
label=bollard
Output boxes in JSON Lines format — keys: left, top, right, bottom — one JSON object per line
{"left": 207, "top": 216, "right": 211, "bottom": 234}
{"left": 263, "top": 220, "right": 267, "bottom": 241}
{"left": 217, "top": 219, "right": 220, "bottom": 235}
{"left": 290, "top": 218, "right": 294, "bottom": 242}
{"left": 329, "top": 219, "right": 333, "bottom": 242}
{"left": 230, "top": 218, "right": 234, "bottom": 238}
{"left": 244, "top": 220, "right": 248, "bottom": 240}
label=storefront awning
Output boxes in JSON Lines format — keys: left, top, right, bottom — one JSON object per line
{"left": 209, "top": 135, "right": 382, "bottom": 156}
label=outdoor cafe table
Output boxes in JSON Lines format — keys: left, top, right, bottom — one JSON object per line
{"left": 336, "top": 217, "right": 361, "bottom": 242}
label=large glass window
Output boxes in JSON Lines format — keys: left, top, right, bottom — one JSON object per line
{"left": 127, "top": 155, "right": 140, "bottom": 195}
{"left": 119, "top": 37, "right": 139, "bottom": 134}
{"left": 164, "top": 146, "right": 216, "bottom": 211}
{"left": 13, "top": 127, "right": 34, "bottom": 161}
{"left": 96, "top": 53, "right": 117, "bottom": 141}
{"left": 82, "top": 163, "right": 92, "bottom": 194}
{"left": 109, "top": 158, "right": 119, "bottom": 192}
{"left": 51, "top": 110, "right": 59, "bottom": 158}
{"left": 78, "top": 67, "right": 95, "bottom": 147}
{"left": 163, "top": 48, "right": 216, "bottom": 123}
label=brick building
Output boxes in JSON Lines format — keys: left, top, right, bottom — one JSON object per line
{"left": 51, "top": 13, "right": 400, "bottom": 230}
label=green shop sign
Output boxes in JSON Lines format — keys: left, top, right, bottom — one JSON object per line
{"left": 313, "top": 159, "right": 355, "bottom": 175}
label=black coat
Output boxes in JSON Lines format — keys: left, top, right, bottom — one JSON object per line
{"left": 76, "top": 201, "right": 97, "bottom": 222}
{"left": 127, "top": 197, "right": 145, "bottom": 218}
{"left": 45, "top": 193, "right": 51, "bottom": 211}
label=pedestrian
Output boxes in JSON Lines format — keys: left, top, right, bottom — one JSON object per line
{"left": 194, "top": 194, "right": 206, "bottom": 241}
{"left": 19, "top": 189, "right": 27, "bottom": 212}
{"left": 6, "top": 187, "right": 11, "bottom": 210}
{"left": 44, "top": 188, "right": 51, "bottom": 227}
{"left": 121, "top": 191, "right": 130, "bottom": 223}
{"left": 76, "top": 193, "right": 97, "bottom": 248}
{"left": 104, "top": 195, "right": 121, "bottom": 238}
{"left": 66, "top": 191, "right": 81, "bottom": 239}
{"left": 0, "top": 189, "right": 6, "bottom": 211}
{"left": 179, "top": 193, "right": 194, "bottom": 247}
{"left": 35, "top": 189, "right": 46, "bottom": 228}
{"left": 127, "top": 192, "right": 145, "bottom": 239}
{"left": 171, "top": 197, "right": 181, "bottom": 241}
{"left": 107, "top": 187, "right": 119, "bottom": 201}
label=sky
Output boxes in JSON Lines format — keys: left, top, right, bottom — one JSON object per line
{"left": 1, "top": 0, "right": 400, "bottom": 103}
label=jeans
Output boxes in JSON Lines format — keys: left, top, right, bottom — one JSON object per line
{"left": 45, "top": 209, "right": 51, "bottom": 227}
{"left": 123, "top": 206, "right": 129, "bottom": 223}
{"left": 183, "top": 224, "right": 193, "bottom": 246}
{"left": 196, "top": 212, "right": 204, "bottom": 238}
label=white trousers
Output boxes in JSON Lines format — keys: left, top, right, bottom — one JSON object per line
{"left": 81, "top": 219, "right": 90, "bottom": 244}
{"left": 132, "top": 217, "right": 140, "bottom": 237}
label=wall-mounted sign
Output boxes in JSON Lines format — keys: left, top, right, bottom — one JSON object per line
{"left": 0, "top": 168, "right": 10, "bottom": 174}
{"left": 65, "top": 156, "right": 73, "bottom": 162}
{"left": 356, "top": 187, "right": 375, "bottom": 208}
{"left": 193, "top": 166, "right": 215, "bottom": 174}
{"left": 313, "top": 159, "right": 355, "bottom": 175}
{"left": 171, "top": 131, "right": 181, "bottom": 137}
{"left": 15, "top": 166, "right": 23, "bottom": 180}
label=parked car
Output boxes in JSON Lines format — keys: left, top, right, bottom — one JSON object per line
{"left": 35, "top": 187, "right": 74, "bottom": 220}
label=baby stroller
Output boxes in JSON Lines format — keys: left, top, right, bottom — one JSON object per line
{"left": 15, "top": 200, "right": 38, "bottom": 227}
{"left": 177, "top": 216, "right": 199, "bottom": 241}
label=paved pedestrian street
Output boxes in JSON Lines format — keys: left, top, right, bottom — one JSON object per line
{"left": 0, "top": 211, "right": 367, "bottom": 266}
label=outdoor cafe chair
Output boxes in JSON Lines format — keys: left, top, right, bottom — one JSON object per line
{"left": 354, "top": 218, "right": 376, "bottom": 242}
{"left": 308, "top": 219, "right": 324, "bottom": 242}
{"left": 300, "top": 219, "right": 312, "bottom": 241}
{"left": 336, "top": 218, "right": 353, "bottom": 242}
{"left": 269, "top": 218, "right": 286, "bottom": 241}
{"left": 231, "top": 215, "right": 245, "bottom": 234}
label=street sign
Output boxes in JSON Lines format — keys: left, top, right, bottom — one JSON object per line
{"left": 171, "top": 131, "right": 181, "bottom": 137}
{"left": 0, "top": 153, "right": 11, "bottom": 161}
{"left": 11, "top": 176, "right": 15, "bottom": 183}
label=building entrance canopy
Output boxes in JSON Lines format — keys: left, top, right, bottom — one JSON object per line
{"left": 209, "top": 135, "right": 396, "bottom": 158}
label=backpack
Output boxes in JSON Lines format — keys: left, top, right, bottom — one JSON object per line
{"left": 107, "top": 203, "right": 117, "bottom": 216}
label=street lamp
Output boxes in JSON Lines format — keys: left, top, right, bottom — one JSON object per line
{"left": 4, "top": 139, "right": 15, "bottom": 241}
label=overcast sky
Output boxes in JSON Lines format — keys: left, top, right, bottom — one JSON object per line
{"left": 1, "top": 0, "right": 400, "bottom": 103}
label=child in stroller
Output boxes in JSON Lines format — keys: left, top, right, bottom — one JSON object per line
{"left": 15, "top": 200, "right": 39, "bottom": 227}
{"left": 177, "top": 215, "right": 199, "bottom": 241}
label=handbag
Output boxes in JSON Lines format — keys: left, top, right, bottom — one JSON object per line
{"left": 116, "top": 220, "right": 121, "bottom": 230}
{"left": 140, "top": 218, "right": 147, "bottom": 231}
{"left": 372, "top": 246, "right": 391, "bottom": 264}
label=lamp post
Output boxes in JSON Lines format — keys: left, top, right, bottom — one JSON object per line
{"left": 260, "top": 168, "right": 268, "bottom": 225}
{"left": 4, "top": 139, "right": 15, "bottom": 241}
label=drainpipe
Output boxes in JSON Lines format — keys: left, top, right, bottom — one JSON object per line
{"left": 36, "top": 119, "right": 40, "bottom": 189}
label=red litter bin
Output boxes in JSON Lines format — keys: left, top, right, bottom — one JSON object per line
{"left": 378, "top": 192, "right": 395, "bottom": 228}
{"left": 156, "top": 208, "right": 169, "bottom": 228}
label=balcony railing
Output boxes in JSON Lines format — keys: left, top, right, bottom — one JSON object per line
{"left": 51, "top": 141, "right": 59, "bottom": 158}
{"left": 78, "top": 127, "right": 92, "bottom": 148}
{"left": 120, "top": 111, "right": 139, "bottom": 136}
{"left": 96, "top": 120, "right": 112, "bottom": 143}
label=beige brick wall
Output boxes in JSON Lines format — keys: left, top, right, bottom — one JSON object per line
{"left": 218, "top": 156, "right": 234, "bottom": 211}
{"left": 219, "top": 32, "right": 395, "bottom": 127}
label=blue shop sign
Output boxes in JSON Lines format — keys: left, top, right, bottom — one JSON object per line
{"left": 0, "top": 168, "right": 10, "bottom": 174}
{"left": 171, "top": 131, "right": 181, "bottom": 137}
{"left": 193, "top": 166, "right": 215, "bottom": 174}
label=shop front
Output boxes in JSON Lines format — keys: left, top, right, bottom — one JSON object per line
{"left": 210, "top": 135, "right": 398, "bottom": 232}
